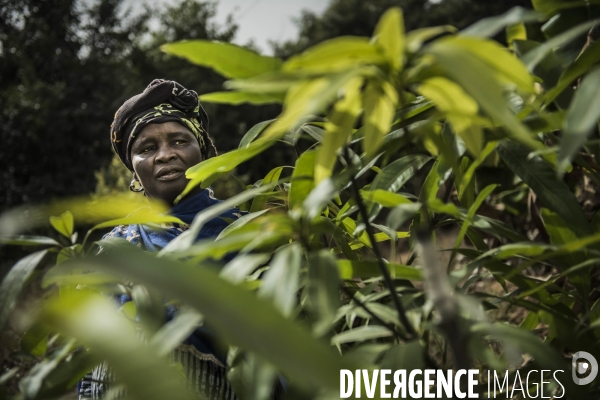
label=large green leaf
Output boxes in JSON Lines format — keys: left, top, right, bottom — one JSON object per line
{"left": 41, "top": 292, "right": 197, "bottom": 400}
{"left": 497, "top": 141, "right": 592, "bottom": 237}
{"left": 331, "top": 326, "right": 393, "bottom": 345}
{"left": 559, "top": 68, "right": 600, "bottom": 173}
{"left": 0, "top": 250, "right": 47, "bottom": 333}
{"left": 161, "top": 40, "right": 282, "bottom": 79}
{"left": 283, "top": 37, "right": 386, "bottom": 73}
{"left": 56, "top": 245, "right": 348, "bottom": 391}
{"left": 462, "top": 6, "right": 542, "bottom": 38}
{"left": 199, "top": 91, "right": 283, "bottom": 105}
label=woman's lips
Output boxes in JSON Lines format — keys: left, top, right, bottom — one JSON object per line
{"left": 156, "top": 170, "right": 184, "bottom": 181}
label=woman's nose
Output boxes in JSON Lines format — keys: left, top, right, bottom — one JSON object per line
{"left": 154, "top": 144, "right": 176, "bottom": 163}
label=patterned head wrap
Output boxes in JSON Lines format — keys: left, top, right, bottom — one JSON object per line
{"left": 110, "top": 79, "right": 217, "bottom": 171}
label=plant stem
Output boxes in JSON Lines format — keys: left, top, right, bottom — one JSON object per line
{"left": 344, "top": 147, "right": 416, "bottom": 338}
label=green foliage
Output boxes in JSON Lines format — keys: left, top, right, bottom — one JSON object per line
{"left": 2, "top": 1, "right": 600, "bottom": 399}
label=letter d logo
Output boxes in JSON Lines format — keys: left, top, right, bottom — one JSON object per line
{"left": 572, "top": 351, "right": 598, "bottom": 385}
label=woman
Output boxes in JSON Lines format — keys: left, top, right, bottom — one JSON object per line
{"left": 78, "top": 79, "right": 244, "bottom": 400}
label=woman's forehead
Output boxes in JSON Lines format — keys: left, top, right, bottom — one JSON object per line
{"left": 137, "top": 121, "right": 195, "bottom": 140}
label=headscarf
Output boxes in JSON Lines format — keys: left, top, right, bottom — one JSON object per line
{"left": 110, "top": 79, "right": 217, "bottom": 171}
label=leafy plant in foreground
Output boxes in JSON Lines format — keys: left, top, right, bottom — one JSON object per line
{"left": 1, "top": 0, "right": 600, "bottom": 398}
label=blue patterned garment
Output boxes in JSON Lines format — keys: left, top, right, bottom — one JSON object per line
{"left": 103, "top": 187, "right": 245, "bottom": 251}
{"left": 78, "top": 188, "right": 247, "bottom": 400}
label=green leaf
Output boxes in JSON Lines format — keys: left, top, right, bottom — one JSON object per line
{"left": 161, "top": 40, "right": 282, "bottom": 79}
{"left": 160, "top": 184, "right": 276, "bottom": 254}
{"left": 362, "top": 80, "right": 398, "bottom": 158}
{"left": 41, "top": 292, "right": 197, "bottom": 400}
{"left": 372, "top": 154, "right": 431, "bottom": 193}
{"left": 337, "top": 260, "right": 421, "bottom": 280}
{"left": 0, "top": 235, "right": 60, "bottom": 247}
{"left": 21, "top": 322, "right": 50, "bottom": 357}
{"left": 453, "top": 184, "right": 498, "bottom": 255}
{"left": 0, "top": 194, "right": 169, "bottom": 237}
{"left": 543, "top": 40, "right": 600, "bottom": 105}
{"left": 239, "top": 120, "right": 275, "bottom": 149}
{"left": 49, "top": 211, "right": 74, "bottom": 239}
{"left": 220, "top": 254, "right": 271, "bottom": 284}
{"left": 405, "top": 26, "right": 457, "bottom": 53}
{"left": 461, "top": 6, "right": 542, "bottom": 38}
{"left": 199, "top": 91, "right": 283, "bottom": 105}
{"left": 180, "top": 139, "right": 275, "bottom": 200}
{"left": 425, "top": 38, "right": 543, "bottom": 152}
{"left": 58, "top": 246, "right": 348, "bottom": 391}
{"left": 522, "top": 19, "right": 600, "bottom": 70}
{"left": 497, "top": 141, "right": 592, "bottom": 237}
{"left": 361, "top": 190, "right": 413, "bottom": 208}
{"left": 250, "top": 167, "right": 284, "bottom": 212}
{"left": 373, "top": 7, "right": 405, "bottom": 70}
{"left": 283, "top": 37, "right": 386, "bottom": 73}
{"left": 316, "top": 77, "right": 363, "bottom": 183}
{"left": 149, "top": 307, "right": 203, "bottom": 356}
{"left": 289, "top": 150, "right": 316, "bottom": 210}
{"left": 307, "top": 251, "right": 341, "bottom": 336}
{"left": 331, "top": 325, "right": 393, "bottom": 345}
{"left": 386, "top": 203, "right": 422, "bottom": 230}
{"left": 0, "top": 250, "right": 47, "bottom": 333}
{"left": 559, "top": 68, "right": 600, "bottom": 174}
{"left": 456, "top": 141, "right": 498, "bottom": 198}
{"left": 259, "top": 244, "right": 301, "bottom": 318}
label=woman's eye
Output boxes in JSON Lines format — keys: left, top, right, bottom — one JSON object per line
{"left": 174, "top": 140, "right": 186, "bottom": 145}
{"left": 142, "top": 146, "right": 155, "bottom": 153}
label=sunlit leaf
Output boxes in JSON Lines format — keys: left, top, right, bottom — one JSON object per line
{"left": 283, "top": 37, "right": 386, "bottom": 73}
{"left": 331, "top": 326, "right": 393, "bottom": 345}
{"left": 200, "top": 91, "right": 283, "bottom": 105}
{"left": 362, "top": 80, "right": 398, "bottom": 158}
{"left": 373, "top": 7, "right": 405, "bottom": 70}
{"left": 337, "top": 260, "right": 421, "bottom": 280}
{"left": 49, "top": 211, "right": 74, "bottom": 239}
{"left": 161, "top": 40, "right": 282, "bottom": 79}
{"left": 316, "top": 77, "right": 363, "bottom": 183}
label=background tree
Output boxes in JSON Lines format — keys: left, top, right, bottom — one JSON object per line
{"left": 272, "top": 0, "right": 532, "bottom": 58}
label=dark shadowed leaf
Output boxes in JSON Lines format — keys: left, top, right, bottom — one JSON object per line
{"left": 0, "top": 250, "right": 47, "bottom": 333}
{"left": 559, "top": 68, "right": 600, "bottom": 173}
{"left": 497, "top": 141, "right": 592, "bottom": 237}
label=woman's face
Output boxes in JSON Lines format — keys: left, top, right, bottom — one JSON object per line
{"left": 130, "top": 121, "right": 203, "bottom": 205}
